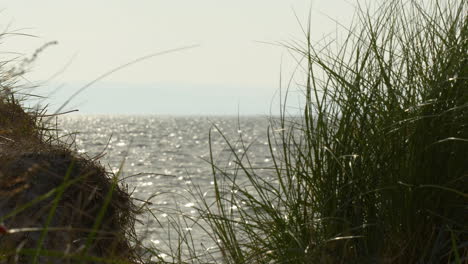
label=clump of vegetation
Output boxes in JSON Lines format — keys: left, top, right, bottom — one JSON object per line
{"left": 0, "top": 40, "right": 141, "bottom": 263}
{"left": 145, "top": 0, "right": 467, "bottom": 263}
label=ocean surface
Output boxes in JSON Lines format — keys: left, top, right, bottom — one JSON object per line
{"left": 59, "top": 115, "right": 275, "bottom": 259}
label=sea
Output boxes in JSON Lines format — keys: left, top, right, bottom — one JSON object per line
{"left": 59, "top": 115, "right": 276, "bottom": 260}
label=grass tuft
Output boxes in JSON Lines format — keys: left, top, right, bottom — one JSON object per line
{"left": 0, "top": 33, "right": 141, "bottom": 264}
{"left": 147, "top": 0, "right": 467, "bottom": 263}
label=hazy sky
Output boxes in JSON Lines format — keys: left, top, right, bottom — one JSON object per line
{"left": 1, "top": 0, "right": 362, "bottom": 115}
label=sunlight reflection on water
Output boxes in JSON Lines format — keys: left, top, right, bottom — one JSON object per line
{"left": 59, "top": 115, "right": 274, "bottom": 256}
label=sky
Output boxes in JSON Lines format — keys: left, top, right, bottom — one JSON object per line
{"left": 1, "top": 0, "right": 362, "bottom": 115}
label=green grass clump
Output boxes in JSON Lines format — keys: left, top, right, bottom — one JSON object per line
{"left": 153, "top": 0, "right": 466, "bottom": 263}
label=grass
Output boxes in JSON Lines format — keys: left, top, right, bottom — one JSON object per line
{"left": 141, "top": 0, "right": 467, "bottom": 263}
{"left": 0, "top": 42, "right": 141, "bottom": 262}
{"left": 0, "top": 0, "right": 467, "bottom": 263}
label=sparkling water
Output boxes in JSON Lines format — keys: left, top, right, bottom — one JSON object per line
{"left": 59, "top": 115, "right": 274, "bottom": 259}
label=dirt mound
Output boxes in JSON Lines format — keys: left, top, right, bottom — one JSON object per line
{"left": 0, "top": 94, "right": 140, "bottom": 263}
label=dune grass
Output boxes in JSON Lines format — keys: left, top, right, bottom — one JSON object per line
{"left": 141, "top": 0, "right": 467, "bottom": 263}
